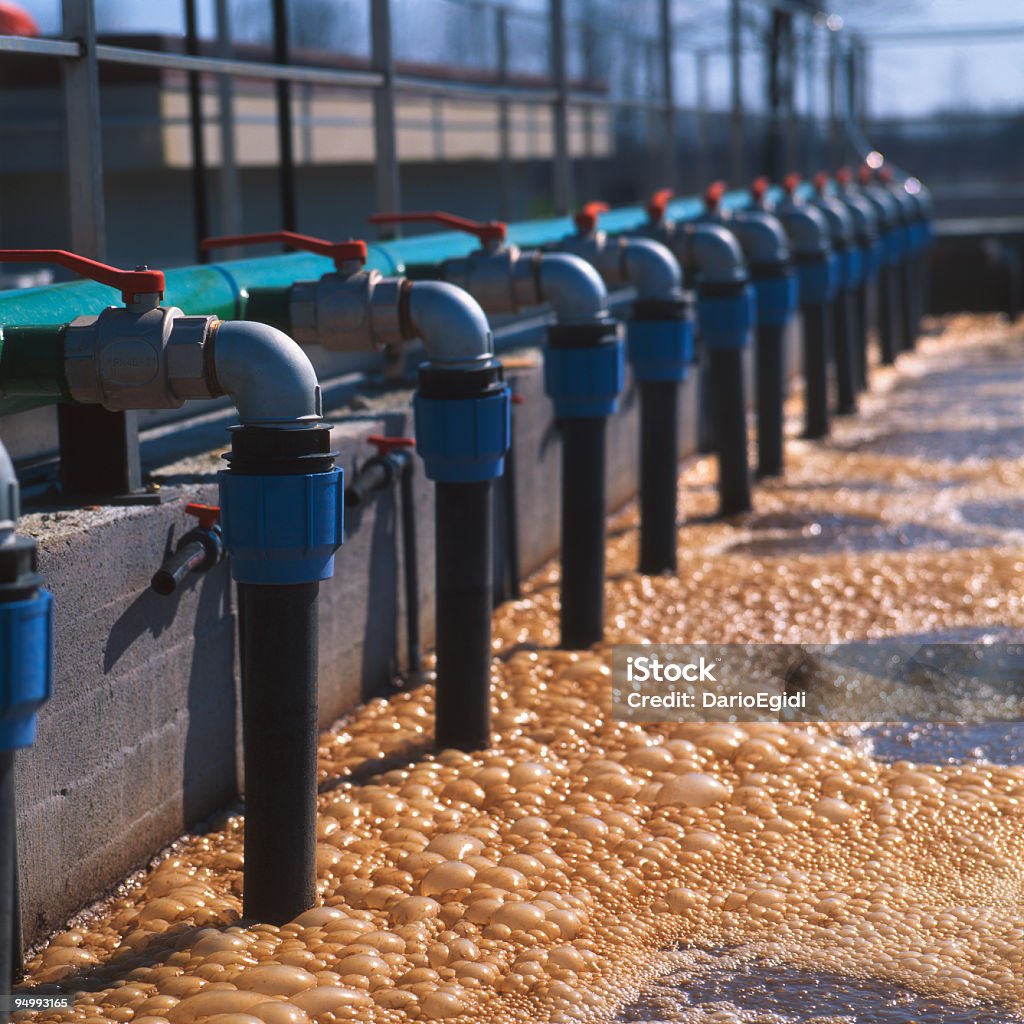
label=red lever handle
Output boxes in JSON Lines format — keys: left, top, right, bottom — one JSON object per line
{"left": 367, "top": 211, "right": 507, "bottom": 245}
{"left": 878, "top": 166, "right": 894, "bottom": 184}
{"left": 185, "top": 502, "right": 221, "bottom": 530}
{"left": 858, "top": 164, "right": 873, "bottom": 186}
{"left": 201, "top": 231, "right": 368, "bottom": 269}
{"left": 647, "top": 188, "right": 675, "bottom": 222}
{"left": 751, "top": 176, "right": 771, "bottom": 201}
{"left": 835, "top": 167, "right": 852, "bottom": 187}
{"left": 574, "top": 201, "right": 609, "bottom": 233}
{"left": 0, "top": 250, "right": 164, "bottom": 304}
{"left": 367, "top": 434, "right": 415, "bottom": 457}
{"left": 704, "top": 180, "right": 727, "bottom": 211}
{"left": 783, "top": 172, "right": 802, "bottom": 195}
{"left": 813, "top": 171, "right": 831, "bottom": 194}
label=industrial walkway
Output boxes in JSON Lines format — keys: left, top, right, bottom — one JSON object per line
{"left": 18, "top": 314, "right": 1024, "bottom": 1024}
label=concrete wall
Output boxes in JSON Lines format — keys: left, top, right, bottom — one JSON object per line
{"left": 13, "top": 324, "right": 798, "bottom": 944}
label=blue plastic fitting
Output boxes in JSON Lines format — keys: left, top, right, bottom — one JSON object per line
{"left": 841, "top": 247, "right": 864, "bottom": 290}
{"left": 218, "top": 469, "right": 345, "bottom": 585}
{"left": 543, "top": 340, "right": 625, "bottom": 418}
{"left": 864, "top": 239, "right": 884, "bottom": 281}
{"left": 752, "top": 273, "right": 798, "bottom": 328}
{"left": 696, "top": 285, "right": 756, "bottom": 350}
{"left": 626, "top": 318, "right": 695, "bottom": 382}
{"left": 795, "top": 253, "right": 839, "bottom": 305}
{"left": 414, "top": 386, "right": 511, "bottom": 483}
{"left": 0, "top": 590, "right": 54, "bottom": 751}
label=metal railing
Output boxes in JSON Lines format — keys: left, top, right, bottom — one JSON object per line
{"left": 0, "top": 0, "right": 841, "bottom": 499}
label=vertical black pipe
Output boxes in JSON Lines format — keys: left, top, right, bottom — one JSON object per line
{"left": 878, "top": 258, "right": 898, "bottom": 365}
{"left": 755, "top": 321, "right": 786, "bottom": 478}
{"left": 9, "top": 819, "right": 20, "bottom": 987}
{"left": 239, "top": 581, "right": 319, "bottom": 924}
{"left": 272, "top": 0, "right": 297, "bottom": 231}
{"left": 708, "top": 347, "right": 751, "bottom": 516}
{"left": 901, "top": 254, "right": 916, "bottom": 350}
{"left": 638, "top": 381, "right": 679, "bottom": 574}
{"left": 434, "top": 482, "right": 493, "bottom": 750}
{"left": 854, "top": 281, "right": 870, "bottom": 392}
{"left": 183, "top": 0, "right": 209, "bottom": 262}
{"left": 1, "top": 751, "right": 15, "bottom": 1005}
{"left": 802, "top": 301, "right": 831, "bottom": 438}
{"left": 399, "top": 462, "right": 422, "bottom": 678}
{"left": 560, "top": 417, "right": 607, "bottom": 648}
{"left": 501, "top": 404, "right": 521, "bottom": 601}
{"left": 833, "top": 286, "right": 858, "bottom": 415}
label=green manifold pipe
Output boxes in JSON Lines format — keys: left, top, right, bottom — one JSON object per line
{"left": 0, "top": 189, "right": 781, "bottom": 417}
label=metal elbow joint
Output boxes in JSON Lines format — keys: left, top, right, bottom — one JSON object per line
{"left": 730, "top": 212, "right": 790, "bottom": 269}
{"left": 677, "top": 223, "right": 749, "bottom": 287}
{"left": 535, "top": 252, "right": 610, "bottom": 323}
{"left": 620, "top": 238, "right": 683, "bottom": 303}
{"left": 211, "top": 319, "right": 323, "bottom": 426}
{"left": 405, "top": 280, "right": 495, "bottom": 370}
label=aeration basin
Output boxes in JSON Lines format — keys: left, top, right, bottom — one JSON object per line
{"left": 13, "top": 314, "right": 1024, "bottom": 1024}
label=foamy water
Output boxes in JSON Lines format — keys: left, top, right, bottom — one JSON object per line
{"left": 15, "top": 315, "right": 1024, "bottom": 1024}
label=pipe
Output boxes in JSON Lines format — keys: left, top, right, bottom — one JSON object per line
{"left": 619, "top": 237, "right": 685, "bottom": 300}
{"left": 240, "top": 578, "right": 319, "bottom": 922}
{"left": 434, "top": 481, "right": 491, "bottom": 748}
{"left": 771, "top": 197, "right": 836, "bottom": 439}
{"left": 706, "top": 194, "right": 796, "bottom": 479}
{"left": 644, "top": 215, "right": 754, "bottom": 516}
{"left": 638, "top": 380, "right": 679, "bottom": 573}
{"left": 560, "top": 417, "right": 607, "bottom": 646}
{"left": 0, "top": 437, "right": 52, "bottom": 1002}
{"left": 1, "top": 750, "right": 13, "bottom": 1006}
{"left": 406, "top": 281, "right": 495, "bottom": 368}
{"left": 211, "top": 320, "right": 323, "bottom": 424}
{"left": 499, "top": 390, "right": 521, "bottom": 602}
{"left": 343, "top": 437, "right": 421, "bottom": 681}
{"left": 857, "top": 179, "right": 903, "bottom": 365}
{"left": 536, "top": 252, "right": 609, "bottom": 322}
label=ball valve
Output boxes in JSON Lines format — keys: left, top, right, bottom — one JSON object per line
{"left": 700, "top": 182, "right": 797, "bottom": 479}
{"left": 769, "top": 178, "right": 838, "bottom": 440}
{"left": 856, "top": 165, "right": 905, "bottom": 366}
{"left": 0, "top": 249, "right": 344, "bottom": 928}
{"left": 834, "top": 167, "right": 882, "bottom": 391}
{"left": 0, "top": 438, "right": 53, "bottom": 995}
{"left": 201, "top": 230, "right": 510, "bottom": 749}
{"left": 367, "top": 210, "right": 634, "bottom": 638}
{"left": 808, "top": 173, "right": 860, "bottom": 417}
{"left": 642, "top": 190, "right": 756, "bottom": 517}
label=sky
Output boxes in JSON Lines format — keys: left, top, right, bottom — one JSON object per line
{"left": 12, "top": 0, "right": 1024, "bottom": 117}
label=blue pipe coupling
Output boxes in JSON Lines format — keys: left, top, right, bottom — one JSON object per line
{"left": 0, "top": 589, "right": 54, "bottom": 751}
{"left": 544, "top": 319, "right": 624, "bottom": 418}
{"left": 794, "top": 253, "right": 839, "bottom": 306}
{"left": 752, "top": 270, "right": 798, "bottom": 328}
{"left": 696, "top": 284, "right": 757, "bottom": 350}
{"left": 219, "top": 425, "right": 344, "bottom": 586}
{"left": 864, "top": 239, "right": 885, "bottom": 281}
{"left": 414, "top": 362, "right": 511, "bottom": 483}
{"left": 626, "top": 298, "right": 696, "bottom": 383}
{"left": 840, "top": 247, "right": 864, "bottom": 290}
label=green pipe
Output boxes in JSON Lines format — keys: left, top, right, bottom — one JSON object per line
{"left": 0, "top": 187, "right": 791, "bottom": 417}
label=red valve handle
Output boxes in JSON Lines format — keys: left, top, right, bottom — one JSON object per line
{"left": 704, "top": 180, "right": 727, "bottom": 210}
{"left": 574, "top": 201, "right": 609, "bottom": 233}
{"left": 751, "top": 176, "right": 771, "bottom": 201}
{"left": 647, "top": 188, "right": 675, "bottom": 222}
{"left": 367, "top": 211, "right": 507, "bottom": 245}
{"left": 510, "top": 393, "right": 525, "bottom": 406}
{"left": 185, "top": 502, "right": 221, "bottom": 530}
{"left": 0, "top": 250, "right": 164, "bottom": 304}
{"left": 813, "top": 170, "right": 831, "bottom": 193}
{"left": 201, "top": 231, "right": 368, "bottom": 268}
{"left": 857, "top": 164, "right": 873, "bottom": 186}
{"left": 877, "top": 166, "right": 894, "bottom": 184}
{"left": 367, "top": 434, "right": 415, "bottom": 457}
{"left": 835, "top": 166, "right": 852, "bottom": 187}
{"left": 783, "top": 172, "right": 802, "bottom": 195}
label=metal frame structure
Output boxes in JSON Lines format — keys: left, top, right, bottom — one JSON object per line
{"left": 0, "top": 0, "right": 845, "bottom": 500}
